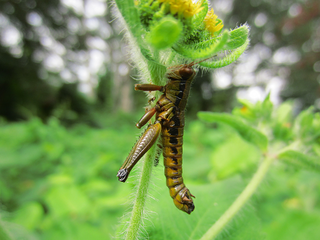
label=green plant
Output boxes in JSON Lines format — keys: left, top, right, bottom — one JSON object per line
{"left": 199, "top": 96, "right": 320, "bottom": 239}
{"left": 1, "top": 103, "right": 320, "bottom": 239}
{"left": 113, "top": 0, "right": 251, "bottom": 239}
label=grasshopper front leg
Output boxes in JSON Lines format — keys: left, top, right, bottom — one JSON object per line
{"left": 117, "top": 122, "right": 162, "bottom": 182}
{"left": 134, "top": 84, "right": 164, "bottom": 129}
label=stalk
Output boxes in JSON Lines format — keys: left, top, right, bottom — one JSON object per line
{"left": 124, "top": 144, "right": 157, "bottom": 240}
{"left": 200, "top": 156, "right": 275, "bottom": 240}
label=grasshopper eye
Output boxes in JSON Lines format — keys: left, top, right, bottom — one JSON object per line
{"left": 179, "top": 66, "right": 194, "bottom": 79}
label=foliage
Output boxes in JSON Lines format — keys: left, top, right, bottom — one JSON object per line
{"left": 1, "top": 98, "right": 320, "bottom": 239}
{"left": 195, "top": 95, "right": 320, "bottom": 239}
{"left": 0, "top": 116, "right": 133, "bottom": 239}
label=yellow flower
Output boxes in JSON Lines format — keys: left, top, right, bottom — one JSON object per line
{"left": 158, "top": 0, "right": 204, "bottom": 19}
{"left": 169, "top": 0, "right": 180, "bottom": 15}
{"left": 182, "top": 0, "right": 204, "bottom": 18}
{"left": 204, "top": 8, "right": 223, "bottom": 36}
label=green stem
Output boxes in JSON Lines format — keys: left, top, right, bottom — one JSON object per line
{"left": 200, "top": 156, "right": 275, "bottom": 240}
{"left": 125, "top": 144, "right": 156, "bottom": 240}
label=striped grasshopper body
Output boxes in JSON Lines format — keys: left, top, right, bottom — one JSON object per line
{"left": 117, "top": 63, "right": 196, "bottom": 214}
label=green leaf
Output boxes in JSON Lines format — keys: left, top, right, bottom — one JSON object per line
{"left": 0, "top": 144, "right": 43, "bottom": 168}
{"left": 198, "top": 112, "right": 268, "bottom": 151}
{"left": 312, "top": 113, "right": 320, "bottom": 132}
{"left": 275, "top": 101, "right": 293, "bottom": 123}
{"left": 313, "top": 144, "right": 320, "bottom": 157}
{"left": 293, "top": 107, "right": 314, "bottom": 138}
{"left": 44, "top": 184, "right": 90, "bottom": 217}
{"left": 173, "top": 30, "right": 230, "bottom": 59}
{"left": 147, "top": 17, "right": 182, "bottom": 50}
{"left": 238, "top": 99, "right": 254, "bottom": 109}
{"left": 209, "top": 135, "right": 261, "bottom": 180}
{"left": 233, "top": 94, "right": 273, "bottom": 123}
{"left": 261, "top": 93, "right": 273, "bottom": 118}
{"left": 264, "top": 210, "right": 320, "bottom": 240}
{"left": 272, "top": 101, "right": 294, "bottom": 141}
{"left": 11, "top": 202, "right": 43, "bottom": 230}
{"left": 224, "top": 24, "right": 250, "bottom": 50}
{"left": 278, "top": 150, "right": 320, "bottom": 172}
{"left": 147, "top": 176, "right": 263, "bottom": 240}
{"left": 173, "top": 24, "right": 248, "bottom": 62}
{"left": 199, "top": 39, "right": 250, "bottom": 69}
{"left": 232, "top": 101, "right": 257, "bottom": 121}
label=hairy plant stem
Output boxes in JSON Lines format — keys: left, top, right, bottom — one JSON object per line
{"left": 122, "top": 52, "right": 164, "bottom": 239}
{"left": 200, "top": 156, "right": 276, "bottom": 240}
{"left": 125, "top": 144, "right": 157, "bottom": 240}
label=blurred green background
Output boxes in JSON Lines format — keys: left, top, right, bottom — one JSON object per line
{"left": 1, "top": 0, "right": 320, "bottom": 239}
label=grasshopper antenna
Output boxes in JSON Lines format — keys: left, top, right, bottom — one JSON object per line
{"left": 188, "top": 55, "right": 217, "bottom": 67}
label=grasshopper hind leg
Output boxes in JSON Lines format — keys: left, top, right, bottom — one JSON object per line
{"left": 117, "top": 122, "right": 162, "bottom": 182}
